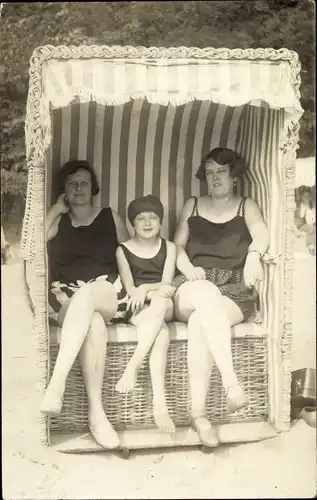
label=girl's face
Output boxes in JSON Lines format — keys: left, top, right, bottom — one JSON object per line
{"left": 64, "top": 169, "right": 92, "bottom": 206}
{"left": 133, "top": 212, "right": 161, "bottom": 239}
{"left": 204, "top": 160, "right": 235, "bottom": 198}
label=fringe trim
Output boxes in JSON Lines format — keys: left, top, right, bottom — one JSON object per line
{"left": 43, "top": 86, "right": 303, "bottom": 116}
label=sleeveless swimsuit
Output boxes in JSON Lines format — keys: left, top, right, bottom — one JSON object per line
{"left": 120, "top": 238, "right": 167, "bottom": 321}
{"left": 172, "top": 197, "right": 260, "bottom": 321}
{"left": 120, "top": 238, "right": 167, "bottom": 288}
{"left": 47, "top": 207, "right": 129, "bottom": 324}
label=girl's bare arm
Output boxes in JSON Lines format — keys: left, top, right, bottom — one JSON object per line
{"left": 116, "top": 245, "right": 135, "bottom": 295}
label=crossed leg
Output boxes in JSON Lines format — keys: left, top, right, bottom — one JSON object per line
{"left": 116, "top": 295, "right": 175, "bottom": 432}
{"left": 115, "top": 295, "right": 173, "bottom": 392}
{"left": 41, "top": 280, "right": 120, "bottom": 448}
{"left": 150, "top": 321, "right": 175, "bottom": 433}
{"left": 174, "top": 279, "right": 248, "bottom": 446}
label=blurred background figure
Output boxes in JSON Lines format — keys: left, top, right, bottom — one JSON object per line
{"left": 294, "top": 186, "right": 316, "bottom": 255}
{"left": 1, "top": 225, "right": 13, "bottom": 264}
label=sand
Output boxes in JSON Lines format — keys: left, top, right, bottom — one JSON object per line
{"left": 2, "top": 245, "right": 316, "bottom": 499}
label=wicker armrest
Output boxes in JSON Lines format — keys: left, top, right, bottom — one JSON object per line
{"left": 49, "top": 321, "right": 267, "bottom": 346}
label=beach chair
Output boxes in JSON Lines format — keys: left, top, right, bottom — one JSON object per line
{"left": 21, "top": 45, "right": 303, "bottom": 454}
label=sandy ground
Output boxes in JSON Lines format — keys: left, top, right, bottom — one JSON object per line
{"left": 2, "top": 241, "right": 316, "bottom": 499}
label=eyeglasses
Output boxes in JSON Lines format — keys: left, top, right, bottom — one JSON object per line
{"left": 66, "top": 181, "right": 90, "bottom": 190}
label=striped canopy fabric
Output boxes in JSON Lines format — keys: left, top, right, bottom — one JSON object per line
{"left": 41, "top": 58, "right": 302, "bottom": 120}
{"left": 22, "top": 52, "right": 300, "bottom": 339}
{"left": 32, "top": 58, "right": 303, "bottom": 166}
{"left": 45, "top": 98, "right": 284, "bottom": 334}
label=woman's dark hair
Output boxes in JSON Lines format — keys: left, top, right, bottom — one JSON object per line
{"left": 300, "top": 186, "right": 313, "bottom": 208}
{"left": 59, "top": 160, "right": 100, "bottom": 196}
{"left": 195, "top": 147, "right": 247, "bottom": 182}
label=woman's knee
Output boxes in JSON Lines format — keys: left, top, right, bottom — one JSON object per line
{"left": 88, "top": 281, "right": 118, "bottom": 320}
{"left": 174, "top": 280, "right": 221, "bottom": 321}
{"left": 72, "top": 283, "right": 95, "bottom": 308}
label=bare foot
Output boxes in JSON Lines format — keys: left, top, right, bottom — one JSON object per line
{"left": 154, "top": 412, "right": 176, "bottom": 433}
{"left": 88, "top": 409, "right": 120, "bottom": 449}
{"left": 40, "top": 384, "right": 64, "bottom": 415}
{"left": 115, "top": 365, "right": 138, "bottom": 393}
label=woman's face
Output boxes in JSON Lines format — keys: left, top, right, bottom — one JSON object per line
{"left": 204, "top": 160, "right": 234, "bottom": 198}
{"left": 301, "top": 191, "right": 311, "bottom": 206}
{"left": 64, "top": 169, "right": 92, "bottom": 207}
{"left": 133, "top": 212, "right": 161, "bottom": 239}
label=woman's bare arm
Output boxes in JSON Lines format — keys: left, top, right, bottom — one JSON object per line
{"left": 46, "top": 194, "right": 69, "bottom": 242}
{"left": 46, "top": 206, "right": 64, "bottom": 242}
{"left": 173, "top": 198, "right": 196, "bottom": 275}
{"left": 244, "top": 198, "right": 269, "bottom": 257}
{"left": 112, "top": 209, "right": 130, "bottom": 243}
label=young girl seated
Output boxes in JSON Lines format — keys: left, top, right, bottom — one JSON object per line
{"left": 115, "top": 194, "right": 176, "bottom": 433}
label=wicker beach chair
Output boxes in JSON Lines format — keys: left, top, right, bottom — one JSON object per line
{"left": 21, "top": 46, "right": 303, "bottom": 454}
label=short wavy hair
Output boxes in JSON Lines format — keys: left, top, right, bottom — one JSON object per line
{"left": 59, "top": 160, "right": 100, "bottom": 196}
{"left": 195, "top": 148, "right": 247, "bottom": 182}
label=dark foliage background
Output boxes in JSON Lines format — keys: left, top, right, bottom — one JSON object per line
{"left": 0, "top": 1, "right": 315, "bottom": 242}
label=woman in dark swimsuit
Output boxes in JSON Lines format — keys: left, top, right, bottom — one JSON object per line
{"left": 41, "top": 160, "right": 129, "bottom": 450}
{"left": 173, "top": 148, "right": 269, "bottom": 448}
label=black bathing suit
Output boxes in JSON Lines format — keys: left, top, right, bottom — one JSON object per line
{"left": 47, "top": 207, "right": 129, "bottom": 323}
{"left": 120, "top": 238, "right": 167, "bottom": 321}
{"left": 172, "top": 197, "right": 260, "bottom": 321}
{"left": 120, "top": 238, "right": 167, "bottom": 288}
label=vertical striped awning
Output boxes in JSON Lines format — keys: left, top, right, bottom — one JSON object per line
{"left": 41, "top": 58, "right": 303, "bottom": 115}
{"left": 30, "top": 57, "right": 303, "bottom": 163}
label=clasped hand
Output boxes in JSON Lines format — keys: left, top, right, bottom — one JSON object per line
{"left": 128, "top": 285, "right": 148, "bottom": 314}
{"left": 184, "top": 265, "right": 206, "bottom": 281}
{"left": 244, "top": 252, "right": 263, "bottom": 288}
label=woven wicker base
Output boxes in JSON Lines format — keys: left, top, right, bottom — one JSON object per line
{"left": 49, "top": 336, "right": 268, "bottom": 434}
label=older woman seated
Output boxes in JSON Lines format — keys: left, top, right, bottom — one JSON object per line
{"left": 172, "top": 147, "right": 269, "bottom": 448}
{"left": 40, "top": 160, "right": 129, "bottom": 450}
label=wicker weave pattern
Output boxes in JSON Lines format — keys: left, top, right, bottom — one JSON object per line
{"left": 49, "top": 337, "right": 268, "bottom": 433}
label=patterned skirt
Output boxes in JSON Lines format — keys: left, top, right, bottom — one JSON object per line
{"left": 48, "top": 274, "right": 129, "bottom": 325}
{"left": 172, "top": 267, "right": 261, "bottom": 322}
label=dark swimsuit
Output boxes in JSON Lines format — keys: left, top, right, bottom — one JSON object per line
{"left": 47, "top": 207, "right": 129, "bottom": 323}
{"left": 120, "top": 238, "right": 167, "bottom": 287}
{"left": 120, "top": 238, "right": 167, "bottom": 321}
{"left": 172, "top": 197, "right": 260, "bottom": 321}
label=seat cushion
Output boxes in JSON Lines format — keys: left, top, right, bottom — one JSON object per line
{"left": 49, "top": 320, "right": 267, "bottom": 346}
